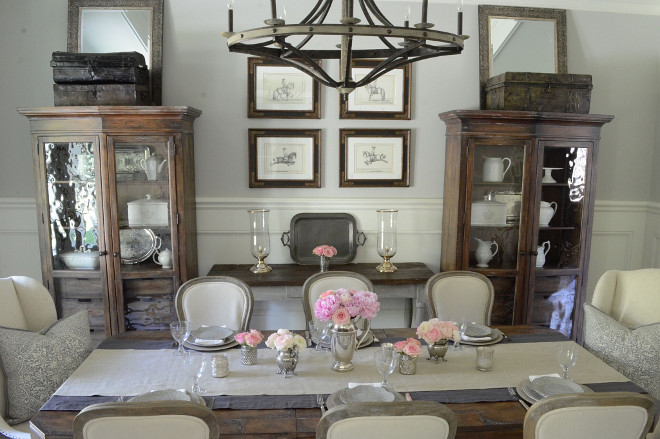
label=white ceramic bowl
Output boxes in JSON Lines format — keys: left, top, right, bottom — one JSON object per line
{"left": 60, "top": 251, "right": 100, "bottom": 270}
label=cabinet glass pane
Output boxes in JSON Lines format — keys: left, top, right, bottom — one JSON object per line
{"left": 45, "top": 142, "right": 100, "bottom": 270}
{"left": 468, "top": 144, "right": 526, "bottom": 271}
{"left": 123, "top": 278, "right": 175, "bottom": 331}
{"left": 531, "top": 275, "right": 576, "bottom": 336}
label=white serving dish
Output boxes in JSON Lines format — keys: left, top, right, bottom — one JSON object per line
{"left": 471, "top": 197, "right": 507, "bottom": 226}
{"left": 127, "top": 194, "right": 169, "bottom": 227}
{"left": 60, "top": 250, "right": 100, "bottom": 270}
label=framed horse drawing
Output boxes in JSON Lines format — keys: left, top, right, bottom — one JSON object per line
{"left": 339, "top": 60, "right": 412, "bottom": 120}
{"left": 249, "top": 129, "right": 321, "bottom": 188}
{"left": 248, "top": 58, "right": 321, "bottom": 119}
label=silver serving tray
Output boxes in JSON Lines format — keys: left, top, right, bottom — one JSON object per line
{"left": 120, "top": 228, "right": 159, "bottom": 264}
{"left": 280, "top": 213, "right": 366, "bottom": 264}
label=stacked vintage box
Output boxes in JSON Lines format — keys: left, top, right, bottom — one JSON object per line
{"left": 51, "top": 51, "right": 150, "bottom": 106}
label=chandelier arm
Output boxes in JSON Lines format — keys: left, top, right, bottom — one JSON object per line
{"left": 288, "top": 0, "right": 332, "bottom": 54}
{"left": 278, "top": 40, "right": 339, "bottom": 86}
{"left": 362, "top": 0, "right": 394, "bottom": 26}
{"left": 301, "top": 0, "right": 332, "bottom": 24}
{"left": 356, "top": 41, "right": 423, "bottom": 84}
{"left": 357, "top": 0, "right": 396, "bottom": 50}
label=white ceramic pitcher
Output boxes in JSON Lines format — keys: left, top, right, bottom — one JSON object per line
{"left": 482, "top": 157, "right": 512, "bottom": 182}
{"left": 153, "top": 248, "right": 173, "bottom": 269}
{"left": 539, "top": 201, "right": 557, "bottom": 226}
{"left": 475, "top": 238, "right": 499, "bottom": 268}
{"left": 143, "top": 153, "right": 168, "bottom": 181}
{"left": 536, "top": 241, "right": 551, "bottom": 268}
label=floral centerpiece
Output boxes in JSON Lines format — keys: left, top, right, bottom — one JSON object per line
{"left": 394, "top": 338, "right": 423, "bottom": 375}
{"left": 313, "top": 245, "right": 337, "bottom": 272}
{"left": 416, "top": 319, "right": 458, "bottom": 363}
{"left": 235, "top": 329, "right": 264, "bottom": 365}
{"left": 266, "top": 329, "right": 307, "bottom": 377}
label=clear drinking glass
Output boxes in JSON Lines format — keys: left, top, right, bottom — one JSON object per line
{"left": 187, "top": 352, "right": 208, "bottom": 394}
{"left": 453, "top": 318, "right": 467, "bottom": 351}
{"left": 170, "top": 320, "right": 191, "bottom": 356}
{"left": 556, "top": 344, "right": 578, "bottom": 380}
{"left": 374, "top": 350, "right": 397, "bottom": 390}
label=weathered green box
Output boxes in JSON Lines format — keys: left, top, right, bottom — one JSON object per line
{"left": 486, "top": 72, "right": 592, "bottom": 113}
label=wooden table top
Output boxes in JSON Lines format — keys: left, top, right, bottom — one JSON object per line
{"left": 207, "top": 262, "right": 435, "bottom": 287}
{"left": 30, "top": 325, "right": 566, "bottom": 439}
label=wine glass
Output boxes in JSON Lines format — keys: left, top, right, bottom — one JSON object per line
{"left": 556, "top": 344, "right": 578, "bottom": 380}
{"left": 170, "top": 320, "right": 190, "bottom": 356}
{"left": 453, "top": 318, "right": 467, "bottom": 351}
{"left": 373, "top": 350, "right": 397, "bottom": 391}
{"left": 187, "top": 352, "right": 208, "bottom": 394}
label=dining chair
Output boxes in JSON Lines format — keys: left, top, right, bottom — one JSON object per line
{"left": 72, "top": 400, "right": 219, "bottom": 439}
{"left": 302, "top": 271, "right": 374, "bottom": 333}
{"left": 316, "top": 401, "right": 456, "bottom": 439}
{"left": 523, "top": 392, "right": 655, "bottom": 439}
{"left": 425, "top": 271, "right": 494, "bottom": 325}
{"left": 0, "top": 276, "right": 58, "bottom": 439}
{"left": 175, "top": 276, "right": 253, "bottom": 331}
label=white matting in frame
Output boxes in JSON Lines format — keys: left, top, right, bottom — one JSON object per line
{"left": 346, "top": 136, "right": 403, "bottom": 180}
{"left": 347, "top": 68, "right": 405, "bottom": 113}
{"left": 256, "top": 137, "right": 314, "bottom": 181}
{"left": 255, "top": 65, "right": 315, "bottom": 112}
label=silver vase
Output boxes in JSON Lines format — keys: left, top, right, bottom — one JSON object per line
{"left": 330, "top": 318, "right": 371, "bottom": 372}
{"left": 275, "top": 347, "right": 298, "bottom": 377}
{"left": 320, "top": 256, "right": 329, "bottom": 272}
{"left": 427, "top": 339, "right": 449, "bottom": 363}
{"left": 241, "top": 345, "right": 258, "bottom": 365}
{"left": 399, "top": 354, "right": 417, "bottom": 375}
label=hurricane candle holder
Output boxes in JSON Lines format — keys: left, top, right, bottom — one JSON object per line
{"left": 376, "top": 209, "right": 398, "bottom": 272}
{"left": 248, "top": 209, "right": 272, "bottom": 273}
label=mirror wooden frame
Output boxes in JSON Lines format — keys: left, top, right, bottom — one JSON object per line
{"left": 67, "top": 0, "right": 164, "bottom": 105}
{"left": 478, "top": 5, "right": 567, "bottom": 109}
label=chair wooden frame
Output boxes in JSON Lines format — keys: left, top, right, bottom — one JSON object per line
{"left": 73, "top": 400, "right": 219, "bottom": 439}
{"left": 523, "top": 392, "right": 656, "bottom": 439}
{"left": 316, "top": 401, "right": 457, "bottom": 439}
{"left": 302, "top": 271, "right": 374, "bottom": 332}
{"left": 425, "top": 271, "right": 494, "bottom": 325}
{"left": 175, "top": 276, "right": 254, "bottom": 331}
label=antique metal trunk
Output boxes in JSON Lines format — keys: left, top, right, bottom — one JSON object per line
{"left": 485, "top": 72, "right": 592, "bottom": 113}
{"left": 53, "top": 83, "right": 150, "bottom": 106}
{"left": 51, "top": 51, "right": 149, "bottom": 85}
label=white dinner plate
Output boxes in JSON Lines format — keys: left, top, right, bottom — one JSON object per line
{"left": 188, "top": 326, "right": 236, "bottom": 347}
{"left": 530, "top": 376, "right": 585, "bottom": 398}
{"left": 326, "top": 387, "right": 405, "bottom": 409}
{"left": 183, "top": 339, "right": 238, "bottom": 352}
{"left": 460, "top": 328, "right": 504, "bottom": 346}
{"left": 463, "top": 323, "right": 492, "bottom": 337}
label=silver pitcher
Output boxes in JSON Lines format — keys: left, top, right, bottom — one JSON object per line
{"left": 330, "top": 318, "right": 371, "bottom": 372}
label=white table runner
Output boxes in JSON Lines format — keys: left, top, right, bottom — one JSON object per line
{"left": 55, "top": 341, "right": 627, "bottom": 397}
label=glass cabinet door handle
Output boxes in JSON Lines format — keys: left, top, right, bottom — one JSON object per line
{"left": 519, "top": 251, "right": 527, "bottom": 256}
{"left": 113, "top": 252, "right": 120, "bottom": 257}
{"left": 98, "top": 250, "right": 108, "bottom": 256}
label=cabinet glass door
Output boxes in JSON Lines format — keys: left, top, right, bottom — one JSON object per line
{"left": 531, "top": 143, "right": 590, "bottom": 336}
{"left": 468, "top": 141, "right": 529, "bottom": 324}
{"left": 109, "top": 136, "right": 177, "bottom": 331}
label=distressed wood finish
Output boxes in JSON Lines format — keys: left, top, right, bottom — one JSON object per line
{"left": 30, "top": 326, "right": 562, "bottom": 439}
{"left": 18, "top": 106, "right": 201, "bottom": 338}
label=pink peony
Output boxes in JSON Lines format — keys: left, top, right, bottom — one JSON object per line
{"left": 313, "top": 289, "right": 380, "bottom": 322}
{"left": 244, "top": 330, "right": 264, "bottom": 347}
{"left": 332, "top": 308, "right": 351, "bottom": 325}
{"left": 235, "top": 332, "right": 247, "bottom": 344}
{"left": 314, "top": 293, "right": 341, "bottom": 320}
{"left": 313, "top": 245, "right": 337, "bottom": 258}
{"left": 274, "top": 333, "right": 293, "bottom": 351}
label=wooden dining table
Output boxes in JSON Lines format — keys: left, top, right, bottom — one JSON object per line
{"left": 29, "top": 326, "right": 641, "bottom": 439}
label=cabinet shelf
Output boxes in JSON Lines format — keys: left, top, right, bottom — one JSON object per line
{"left": 52, "top": 180, "right": 95, "bottom": 185}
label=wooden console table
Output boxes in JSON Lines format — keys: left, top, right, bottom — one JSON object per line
{"left": 207, "top": 263, "right": 435, "bottom": 327}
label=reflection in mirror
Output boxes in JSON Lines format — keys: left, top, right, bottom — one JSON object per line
{"left": 478, "top": 5, "right": 566, "bottom": 109}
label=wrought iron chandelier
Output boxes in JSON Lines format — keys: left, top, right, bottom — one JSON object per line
{"left": 223, "top": 0, "right": 468, "bottom": 95}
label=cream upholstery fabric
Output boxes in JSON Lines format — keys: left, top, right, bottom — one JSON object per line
{"left": 591, "top": 269, "right": 660, "bottom": 327}
{"left": 425, "top": 271, "right": 494, "bottom": 325}
{"left": 175, "top": 276, "right": 253, "bottom": 331}
{"left": 0, "top": 276, "right": 57, "bottom": 439}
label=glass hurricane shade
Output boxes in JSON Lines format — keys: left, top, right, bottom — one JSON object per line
{"left": 376, "top": 209, "right": 398, "bottom": 272}
{"left": 247, "top": 209, "right": 272, "bottom": 273}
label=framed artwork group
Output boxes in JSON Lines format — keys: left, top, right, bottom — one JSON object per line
{"left": 247, "top": 57, "right": 413, "bottom": 188}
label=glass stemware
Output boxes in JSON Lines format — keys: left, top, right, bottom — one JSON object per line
{"left": 310, "top": 320, "right": 330, "bottom": 354}
{"left": 556, "top": 344, "right": 578, "bottom": 380}
{"left": 187, "top": 352, "right": 208, "bottom": 394}
{"left": 373, "top": 350, "right": 397, "bottom": 390}
{"left": 170, "top": 320, "right": 190, "bottom": 356}
{"left": 453, "top": 318, "right": 467, "bottom": 351}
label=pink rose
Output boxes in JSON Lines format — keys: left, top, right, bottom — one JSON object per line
{"left": 394, "top": 340, "right": 407, "bottom": 351}
{"left": 424, "top": 327, "right": 441, "bottom": 343}
{"left": 235, "top": 332, "right": 247, "bottom": 344}
{"left": 332, "top": 308, "right": 351, "bottom": 325}
{"left": 274, "top": 333, "right": 293, "bottom": 351}
{"left": 323, "top": 246, "right": 337, "bottom": 257}
{"left": 403, "top": 342, "right": 422, "bottom": 357}
{"left": 245, "top": 332, "right": 262, "bottom": 347}
{"left": 265, "top": 333, "right": 279, "bottom": 349}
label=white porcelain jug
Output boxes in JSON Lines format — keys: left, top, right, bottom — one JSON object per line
{"left": 536, "top": 241, "right": 551, "bottom": 268}
{"left": 475, "top": 238, "right": 499, "bottom": 268}
{"left": 153, "top": 248, "right": 173, "bottom": 269}
{"left": 539, "top": 201, "right": 557, "bottom": 226}
{"left": 482, "top": 157, "right": 512, "bottom": 182}
{"left": 143, "top": 153, "right": 167, "bottom": 181}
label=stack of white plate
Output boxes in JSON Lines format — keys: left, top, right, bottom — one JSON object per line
{"left": 326, "top": 385, "right": 405, "bottom": 409}
{"left": 183, "top": 326, "right": 238, "bottom": 351}
{"left": 461, "top": 323, "right": 504, "bottom": 346}
{"left": 516, "top": 376, "right": 591, "bottom": 404}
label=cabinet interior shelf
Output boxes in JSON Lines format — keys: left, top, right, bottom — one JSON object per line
{"left": 52, "top": 270, "right": 102, "bottom": 278}
{"left": 52, "top": 180, "right": 95, "bottom": 185}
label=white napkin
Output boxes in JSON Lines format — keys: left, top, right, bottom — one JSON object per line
{"left": 461, "top": 334, "right": 492, "bottom": 342}
{"left": 529, "top": 373, "right": 561, "bottom": 382}
{"left": 348, "top": 382, "right": 382, "bottom": 389}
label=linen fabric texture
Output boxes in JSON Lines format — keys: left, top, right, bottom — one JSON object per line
{"left": 0, "top": 309, "right": 91, "bottom": 424}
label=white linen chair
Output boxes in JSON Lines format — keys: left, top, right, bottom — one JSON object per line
{"left": 583, "top": 269, "right": 660, "bottom": 399}
{"left": 523, "top": 392, "right": 655, "bottom": 439}
{"left": 72, "top": 400, "right": 219, "bottom": 439}
{"left": 425, "top": 271, "right": 494, "bottom": 325}
{"left": 316, "top": 401, "right": 456, "bottom": 439}
{"left": 302, "top": 271, "right": 374, "bottom": 333}
{"left": 175, "top": 276, "right": 253, "bottom": 331}
{"left": 0, "top": 276, "right": 58, "bottom": 439}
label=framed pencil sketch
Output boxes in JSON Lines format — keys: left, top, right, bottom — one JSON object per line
{"left": 248, "top": 58, "right": 321, "bottom": 118}
{"left": 339, "top": 60, "right": 412, "bottom": 120}
{"left": 339, "top": 129, "right": 410, "bottom": 187}
{"left": 249, "top": 129, "right": 321, "bottom": 188}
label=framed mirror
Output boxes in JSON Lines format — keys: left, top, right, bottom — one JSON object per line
{"left": 478, "top": 5, "right": 567, "bottom": 109}
{"left": 67, "top": 0, "right": 163, "bottom": 105}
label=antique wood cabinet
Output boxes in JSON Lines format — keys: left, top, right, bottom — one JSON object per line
{"left": 439, "top": 110, "right": 613, "bottom": 340}
{"left": 19, "top": 106, "right": 201, "bottom": 342}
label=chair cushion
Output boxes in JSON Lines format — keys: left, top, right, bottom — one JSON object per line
{"left": 611, "top": 269, "right": 660, "bottom": 327}
{"left": 0, "top": 278, "right": 28, "bottom": 330}
{"left": 326, "top": 415, "right": 450, "bottom": 439}
{"left": 535, "top": 405, "right": 649, "bottom": 439}
{"left": 0, "top": 309, "right": 91, "bottom": 424}
{"left": 583, "top": 303, "right": 660, "bottom": 399}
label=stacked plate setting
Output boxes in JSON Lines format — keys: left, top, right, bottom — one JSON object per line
{"left": 184, "top": 326, "right": 238, "bottom": 351}
{"left": 517, "top": 376, "right": 590, "bottom": 404}
{"left": 326, "top": 385, "right": 406, "bottom": 409}
{"left": 461, "top": 323, "right": 504, "bottom": 346}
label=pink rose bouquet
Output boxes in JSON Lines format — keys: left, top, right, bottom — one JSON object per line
{"left": 313, "top": 245, "right": 338, "bottom": 258}
{"left": 314, "top": 288, "right": 380, "bottom": 325}
{"left": 416, "top": 319, "right": 459, "bottom": 344}
{"left": 265, "top": 329, "right": 307, "bottom": 351}
{"left": 394, "top": 338, "right": 423, "bottom": 358}
{"left": 235, "top": 329, "right": 264, "bottom": 347}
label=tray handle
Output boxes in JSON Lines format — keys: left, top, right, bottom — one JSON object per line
{"left": 357, "top": 232, "right": 367, "bottom": 246}
{"left": 280, "top": 231, "right": 291, "bottom": 247}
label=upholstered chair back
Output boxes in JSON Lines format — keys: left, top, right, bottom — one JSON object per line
{"left": 591, "top": 269, "right": 660, "bottom": 327}
{"left": 73, "top": 401, "right": 219, "bottom": 439}
{"left": 316, "top": 401, "right": 456, "bottom": 439}
{"left": 175, "top": 276, "right": 253, "bottom": 331}
{"left": 425, "top": 271, "right": 494, "bottom": 325}
{"left": 523, "top": 392, "right": 655, "bottom": 439}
